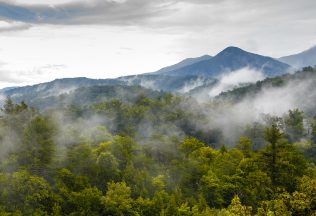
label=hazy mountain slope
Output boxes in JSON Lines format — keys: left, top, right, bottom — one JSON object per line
{"left": 216, "top": 66, "right": 316, "bottom": 115}
{"left": 1, "top": 75, "right": 214, "bottom": 109}
{"left": 119, "top": 47, "right": 290, "bottom": 94}
{"left": 118, "top": 74, "right": 217, "bottom": 93}
{"left": 3, "top": 77, "right": 123, "bottom": 99}
{"left": 4, "top": 84, "right": 161, "bottom": 110}
{"left": 0, "top": 87, "right": 17, "bottom": 93}
{"left": 157, "top": 47, "right": 291, "bottom": 77}
{"left": 153, "top": 55, "right": 212, "bottom": 74}
{"left": 1, "top": 77, "right": 125, "bottom": 108}
{"left": 279, "top": 46, "right": 316, "bottom": 68}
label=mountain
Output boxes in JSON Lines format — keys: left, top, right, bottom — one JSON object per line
{"left": 1, "top": 75, "right": 215, "bottom": 108}
{"left": 0, "top": 46, "right": 294, "bottom": 105}
{"left": 153, "top": 55, "right": 212, "bottom": 74}
{"left": 1, "top": 77, "right": 124, "bottom": 107}
{"left": 118, "top": 74, "right": 216, "bottom": 93}
{"left": 153, "top": 46, "right": 291, "bottom": 77}
{"left": 3, "top": 83, "right": 160, "bottom": 110}
{"left": 3, "top": 77, "right": 122, "bottom": 96}
{"left": 119, "top": 47, "right": 291, "bottom": 94}
{"left": 279, "top": 46, "right": 316, "bottom": 68}
{"left": 0, "top": 86, "right": 17, "bottom": 93}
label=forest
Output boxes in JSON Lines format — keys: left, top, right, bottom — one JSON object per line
{"left": 0, "top": 68, "right": 315, "bottom": 215}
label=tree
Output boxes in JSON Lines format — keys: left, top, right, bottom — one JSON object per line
{"left": 17, "top": 116, "right": 56, "bottom": 176}
{"left": 110, "top": 136, "right": 137, "bottom": 170}
{"left": 260, "top": 124, "right": 307, "bottom": 191}
{"left": 0, "top": 171, "right": 58, "bottom": 215}
{"left": 234, "top": 158, "right": 272, "bottom": 208}
{"left": 1, "top": 98, "right": 28, "bottom": 115}
{"left": 65, "top": 143, "right": 99, "bottom": 184}
{"left": 96, "top": 151, "right": 120, "bottom": 188}
{"left": 262, "top": 124, "right": 283, "bottom": 186}
{"left": 284, "top": 109, "right": 304, "bottom": 142}
{"left": 244, "top": 122, "right": 265, "bottom": 150}
{"left": 66, "top": 187, "right": 103, "bottom": 216}
{"left": 226, "top": 195, "right": 252, "bottom": 216}
{"left": 236, "top": 136, "right": 252, "bottom": 157}
{"left": 310, "top": 116, "right": 316, "bottom": 143}
{"left": 102, "top": 181, "right": 136, "bottom": 216}
{"left": 200, "top": 170, "right": 224, "bottom": 207}
{"left": 256, "top": 195, "right": 292, "bottom": 216}
{"left": 2, "top": 97, "right": 15, "bottom": 115}
{"left": 179, "top": 137, "right": 204, "bottom": 156}
{"left": 296, "top": 175, "right": 316, "bottom": 214}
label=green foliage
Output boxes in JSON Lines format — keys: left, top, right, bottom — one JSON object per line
{"left": 66, "top": 187, "right": 103, "bottom": 215}
{"left": 285, "top": 109, "right": 305, "bottom": 142}
{"left": 65, "top": 143, "right": 98, "bottom": 178}
{"left": 236, "top": 136, "right": 252, "bottom": 157}
{"left": 17, "top": 116, "right": 56, "bottom": 176}
{"left": 260, "top": 125, "right": 307, "bottom": 192}
{"left": 180, "top": 137, "right": 205, "bottom": 156}
{"left": 0, "top": 171, "right": 58, "bottom": 215}
{"left": 227, "top": 195, "right": 252, "bottom": 216}
{"left": 1, "top": 97, "right": 28, "bottom": 115}
{"left": 0, "top": 96, "right": 314, "bottom": 215}
{"left": 102, "top": 181, "right": 136, "bottom": 216}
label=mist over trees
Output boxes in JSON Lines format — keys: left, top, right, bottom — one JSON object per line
{"left": 0, "top": 68, "right": 315, "bottom": 215}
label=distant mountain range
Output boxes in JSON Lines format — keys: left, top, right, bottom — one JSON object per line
{"left": 151, "top": 46, "right": 291, "bottom": 77}
{"left": 279, "top": 46, "right": 316, "bottom": 68}
{"left": 118, "top": 46, "right": 292, "bottom": 93}
{"left": 1, "top": 45, "right": 316, "bottom": 109}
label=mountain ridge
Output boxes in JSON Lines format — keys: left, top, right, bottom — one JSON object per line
{"left": 279, "top": 45, "right": 316, "bottom": 68}
{"left": 152, "top": 55, "right": 212, "bottom": 75}
{"left": 0, "top": 46, "right": 295, "bottom": 103}
{"left": 152, "top": 46, "right": 291, "bottom": 77}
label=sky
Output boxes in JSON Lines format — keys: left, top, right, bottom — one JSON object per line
{"left": 0, "top": 0, "right": 315, "bottom": 88}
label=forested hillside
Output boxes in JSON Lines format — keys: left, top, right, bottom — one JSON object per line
{"left": 0, "top": 68, "right": 315, "bottom": 215}
{"left": 217, "top": 66, "right": 316, "bottom": 104}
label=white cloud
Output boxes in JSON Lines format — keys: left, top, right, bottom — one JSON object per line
{"left": 208, "top": 68, "right": 265, "bottom": 97}
{"left": 0, "top": 20, "right": 31, "bottom": 32}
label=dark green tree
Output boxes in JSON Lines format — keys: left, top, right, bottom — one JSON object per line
{"left": 260, "top": 124, "right": 307, "bottom": 191}
{"left": 17, "top": 116, "right": 56, "bottom": 176}
{"left": 285, "top": 109, "right": 304, "bottom": 142}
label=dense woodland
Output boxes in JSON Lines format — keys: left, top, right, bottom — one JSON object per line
{"left": 0, "top": 68, "right": 315, "bottom": 215}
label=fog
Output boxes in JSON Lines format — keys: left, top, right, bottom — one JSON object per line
{"left": 208, "top": 67, "right": 265, "bottom": 97}
{"left": 162, "top": 68, "right": 316, "bottom": 146}
{"left": 178, "top": 77, "right": 206, "bottom": 94}
{"left": 0, "top": 68, "right": 315, "bottom": 159}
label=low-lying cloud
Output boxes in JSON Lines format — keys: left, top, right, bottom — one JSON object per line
{"left": 208, "top": 67, "right": 265, "bottom": 97}
{"left": 202, "top": 74, "right": 316, "bottom": 144}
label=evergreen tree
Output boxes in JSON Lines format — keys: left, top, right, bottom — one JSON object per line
{"left": 17, "top": 116, "right": 56, "bottom": 176}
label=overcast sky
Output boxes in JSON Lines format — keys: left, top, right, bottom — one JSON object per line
{"left": 0, "top": 0, "right": 315, "bottom": 88}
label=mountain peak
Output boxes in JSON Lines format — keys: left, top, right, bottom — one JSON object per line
{"left": 223, "top": 46, "right": 243, "bottom": 51}
{"left": 217, "top": 46, "right": 247, "bottom": 56}
{"left": 150, "top": 46, "right": 290, "bottom": 78}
